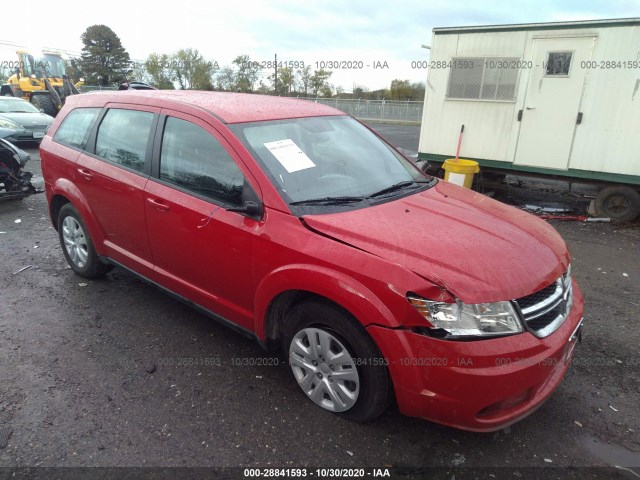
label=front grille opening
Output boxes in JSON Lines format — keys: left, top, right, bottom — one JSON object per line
{"left": 517, "top": 283, "right": 558, "bottom": 311}
{"left": 515, "top": 270, "right": 572, "bottom": 338}
{"left": 526, "top": 303, "right": 564, "bottom": 331}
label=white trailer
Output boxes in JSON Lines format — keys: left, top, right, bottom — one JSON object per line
{"left": 418, "top": 18, "right": 640, "bottom": 221}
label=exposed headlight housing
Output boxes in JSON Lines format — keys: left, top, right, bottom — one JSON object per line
{"left": 407, "top": 294, "right": 523, "bottom": 339}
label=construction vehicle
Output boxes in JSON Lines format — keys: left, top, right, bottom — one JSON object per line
{"left": 1, "top": 50, "right": 81, "bottom": 117}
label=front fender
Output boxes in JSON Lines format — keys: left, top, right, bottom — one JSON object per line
{"left": 253, "top": 264, "right": 398, "bottom": 341}
{"left": 48, "top": 178, "right": 107, "bottom": 256}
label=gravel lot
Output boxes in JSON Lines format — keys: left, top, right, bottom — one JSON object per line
{"left": 0, "top": 143, "right": 638, "bottom": 480}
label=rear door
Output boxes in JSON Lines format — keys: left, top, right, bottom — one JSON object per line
{"left": 144, "top": 110, "right": 263, "bottom": 330}
{"left": 75, "top": 104, "right": 159, "bottom": 278}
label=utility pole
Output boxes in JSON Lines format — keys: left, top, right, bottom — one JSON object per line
{"left": 274, "top": 53, "right": 278, "bottom": 95}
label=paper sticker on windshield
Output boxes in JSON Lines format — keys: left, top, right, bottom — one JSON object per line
{"left": 264, "top": 139, "right": 315, "bottom": 173}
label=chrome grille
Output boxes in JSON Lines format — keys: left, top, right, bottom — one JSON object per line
{"left": 515, "top": 268, "right": 573, "bottom": 338}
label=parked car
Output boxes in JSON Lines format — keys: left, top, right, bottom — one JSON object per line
{"left": 117, "top": 81, "right": 157, "bottom": 90}
{"left": 0, "top": 96, "right": 54, "bottom": 143}
{"left": 40, "top": 91, "right": 584, "bottom": 432}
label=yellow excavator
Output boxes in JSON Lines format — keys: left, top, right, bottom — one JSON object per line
{"left": 1, "top": 50, "right": 81, "bottom": 117}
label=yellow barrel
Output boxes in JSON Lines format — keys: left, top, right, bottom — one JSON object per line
{"left": 442, "top": 159, "right": 480, "bottom": 189}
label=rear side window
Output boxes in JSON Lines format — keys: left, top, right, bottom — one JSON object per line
{"left": 53, "top": 108, "right": 101, "bottom": 149}
{"left": 95, "top": 109, "right": 154, "bottom": 172}
{"left": 160, "top": 117, "right": 244, "bottom": 205}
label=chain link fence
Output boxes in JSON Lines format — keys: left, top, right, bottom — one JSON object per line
{"left": 78, "top": 85, "right": 117, "bottom": 92}
{"left": 310, "top": 98, "right": 423, "bottom": 123}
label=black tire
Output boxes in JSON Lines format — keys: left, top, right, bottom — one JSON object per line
{"left": 283, "top": 301, "right": 392, "bottom": 422}
{"left": 30, "top": 94, "right": 57, "bottom": 117}
{"left": 595, "top": 186, "right": 640, "bottom": 222}
{"left": 57, "top": 203, "right": 112, "bottom": 278}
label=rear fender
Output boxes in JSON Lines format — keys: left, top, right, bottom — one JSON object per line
{"left": 48, "top": 178, "right": 107, "bottom": 256}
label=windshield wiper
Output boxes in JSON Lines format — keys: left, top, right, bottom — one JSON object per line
{"left": 367, "top": 180, "right": 426, "bottom": 199}
{"left": 289, "top": 196, "right": 366, "bottom": 206}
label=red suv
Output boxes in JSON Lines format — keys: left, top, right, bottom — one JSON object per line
{"left": 40, "top": 91, "right": 583, "bottom": 431}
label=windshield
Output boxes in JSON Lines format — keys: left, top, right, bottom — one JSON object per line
{"left": 229, "top": 116, "right": 433, "bottom": 212}
{"left": 36, "top": 54, "right": 66, "bottom": 78}
{"left": 0, "top": 98, "right": 40, "bottom": 113}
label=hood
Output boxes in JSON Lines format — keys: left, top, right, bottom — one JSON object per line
{"left": 302, "top": 181, "right": 569, "bottom": 303}
{"left": 0, "top": 112, "right": 53, "bottom": 127}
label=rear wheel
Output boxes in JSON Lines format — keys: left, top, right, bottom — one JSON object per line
{"left": 57, "top": 203, "right": 112, "bottom": 278}
{"left": 30, "top": 94, "right": 57, "bottom": 117}
{"left": 595, "top": 186, "right": 640, "bottom": 222}
{"left": 283, "top": 301, "right": 392, "bottom": 422}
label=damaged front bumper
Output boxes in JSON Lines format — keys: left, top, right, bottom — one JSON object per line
{"left": 367, "top": 283, "right": 584, "bottom": 432}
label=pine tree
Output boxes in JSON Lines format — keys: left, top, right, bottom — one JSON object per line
{"left": 78, "top": 25, "right": 132, "bottom": 86}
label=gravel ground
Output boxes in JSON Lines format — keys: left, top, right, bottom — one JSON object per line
{"left": 0, "top": 145, "right": 638, "bottom": 480}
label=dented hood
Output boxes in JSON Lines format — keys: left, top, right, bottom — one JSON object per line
{"left": 302, "top": 181, "right": 570, "bottom": 303}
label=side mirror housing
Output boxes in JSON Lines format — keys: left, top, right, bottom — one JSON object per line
{"left": 227, "top": 200, "right": 263, "bottom": 220}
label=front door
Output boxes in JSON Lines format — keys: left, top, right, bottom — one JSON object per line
{"left": 514, "top": 36, "right": 595, "bottom": 170}
{"left": 144, "top": 111, "right": 262, "bottom": 330}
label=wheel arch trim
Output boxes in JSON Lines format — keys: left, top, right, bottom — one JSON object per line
{"left": 253, "top": 264, "right": 398, "bottom": 342}
{"left": 48, "top": 179, "right": 107, "bottom": 256}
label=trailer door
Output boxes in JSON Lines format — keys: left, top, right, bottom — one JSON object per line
{"left": 514, "top": 36, "right": 595, "bottom": 170}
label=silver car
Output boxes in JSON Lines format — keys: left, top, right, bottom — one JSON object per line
{"left": 0, "top": 97, "right": 54, "bottom": 143}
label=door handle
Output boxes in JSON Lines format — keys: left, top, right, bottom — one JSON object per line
{"left": 525, "top": 106, "right": 536, "bottom": 110}
{"left": 77, "top": 168, "right": 93, "bottom": 180}
{"left": 576, "top": 112, "right": 583, "bottom": 125}
{"left": 517, "top": 110, "right": 523, "bottom": 121}
{"left": 147, "top": 198, "right": 170, "bottom": 212}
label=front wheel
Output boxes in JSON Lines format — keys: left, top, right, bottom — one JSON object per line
{"left": 283, "top": 301, "right": 392, "bottom": 422}
{"left": 57, "top": 203, "right": 112, "bottom": 278}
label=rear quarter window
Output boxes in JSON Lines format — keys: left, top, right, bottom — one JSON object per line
{"left": 53, "top": 108, "right": 101, "bottom": 149}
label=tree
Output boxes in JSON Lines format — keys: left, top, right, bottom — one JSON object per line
{"left": 145, "top": 53, "right": 175, "bottom": 89}
{"left": 232, "top": 55, "right": 260, "bottom": 92}
{"left": 271, "top": 67, "right": 294, "bottom": 96}
{"left": 215, "top": 66, "right": 236, "bottom": 91}
{"left": 64, "top": 58, "right": 84, "bottom": 83}
{"left": 256, "top": 80, "right": 272, "bottom": 94}
{"left": 409, "top": 81, "right": 426, "bottom": 101}
{"left": 0, "top": 65, "right": 8, "bottom": 84}
{"left": 297, "top": 66, "right": 312, "bottom": 96}
{"left": 310, "top": 69, "right": 332, "bottom": 97}
{"left": 78, "top": 25, "right": 132, "bottom": 86}
{"left": 129, "top": 60, "right": 153, "bottom": 85}
{"left": 320, "top": 84, "right": 334, "bottom": 97}
{"left": 389, "top": 79, "right": 412, "bottom": 100}
{"left": 172, "top": 48, "right": 216, "bottom": 90}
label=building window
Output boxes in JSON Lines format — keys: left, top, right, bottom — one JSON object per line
{"left": 545, "top": 51, "right": 573, "bottom": 76}
{"left": 446, "top": 57, "right": 519, "bottom": 101}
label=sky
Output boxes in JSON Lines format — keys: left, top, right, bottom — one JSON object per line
{"left": 1, "top": 0, "right": 638, "bottom": 92}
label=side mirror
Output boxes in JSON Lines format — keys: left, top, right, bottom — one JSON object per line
{"left": 39, "top": 109, "right": 44, "bottom": 113}
{"left": 227, "top": 200, "right": 263, "bottom": 220}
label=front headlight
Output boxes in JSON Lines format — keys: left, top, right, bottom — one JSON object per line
{"left": 408, "top": 294, "right": 523, "bottom": 339}
{"left": 0, "top": 118, "right": 22, "bottom": 129}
